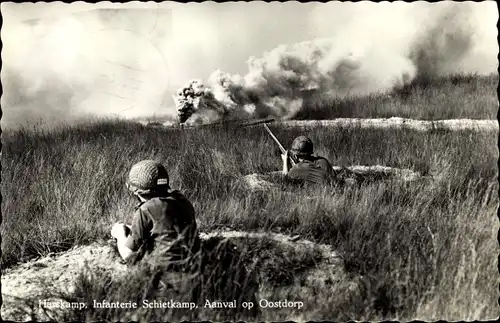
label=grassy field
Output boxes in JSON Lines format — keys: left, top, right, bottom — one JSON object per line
{"left": 1, "top": 108, "right": 498, "bottom": 321}
{"left": 295, "top": 73, "right": 498, "bottom": 120}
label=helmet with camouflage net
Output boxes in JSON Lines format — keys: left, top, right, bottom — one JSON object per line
{"left": 127, "top": 160, "right": 170, "bottom": 195}
{"left": 290, "top": 136, "right": 314, "bottom": 157}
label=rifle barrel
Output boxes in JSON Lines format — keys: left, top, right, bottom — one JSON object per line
{"left": 263, "top": 123, "right": 297, "bottom": 166}
{"left": 240, "top": 117, "right": 275, "bottom": 128}
{"left": 263, "top": 123, "right": 286, "bottom": 153}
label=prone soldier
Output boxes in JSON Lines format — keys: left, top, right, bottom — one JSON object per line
{"left": 281, "top": 136, "right": 335, "bottom": 185}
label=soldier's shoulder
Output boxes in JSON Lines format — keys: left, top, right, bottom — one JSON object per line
{"left": 292, "top": 160, "right": 311, "bottom": 169}
{"left": 165, "top": 190, "right": 190, "bottom": 202}
{"left": 314, "top": 155, "right": 332, "bottom": 165}
{"left": 165, "top": 191, "right": 195, "bottom": 212}
{"left": 138, "top": 198, "right": 165, "bottom": 211}
{"left": 139, "top": 194, "right": 193, "bottom": 215}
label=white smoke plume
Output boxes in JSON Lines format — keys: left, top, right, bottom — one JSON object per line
{"left": 1, "top": 8, "right": 172, "bottom": 129}
{"left": 175, "top": 1, "right": 497, "bottom": 125}
{"left": 409, "top": 2, "right": 487, "bottom": 80}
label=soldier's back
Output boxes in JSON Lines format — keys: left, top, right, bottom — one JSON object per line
{"left": 140, "top": 191, "right": 201, "bottom": 267}
{"left": 287, "top": 156, "right": 333, "bottom": 185}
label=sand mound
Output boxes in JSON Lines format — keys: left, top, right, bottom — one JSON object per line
{"left": 241, "top": 165, "right": 424, "bottom": 191}
{"left": 333, "top": 165, "right": 424, "bottom": 182}
{"left": 1, "top": 240, "right": 128, "bottom": 321}
{"left": 278, "top": 118, "right": 499, "bottom": 132}
{"left": 1, "top": 231, "right": 352, "bottom": 321}
{"left": 241, "top": 173, "right": 281, "bottom": 191}
{"left": 140, "top": 118, "right": 498, "bottom": 133}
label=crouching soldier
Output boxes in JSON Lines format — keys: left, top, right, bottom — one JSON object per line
{"left": 282, "top": 136, "right": 335, "bottom": 185}
{"left": 110, "top": 160, "right": 260, "bottom": 311}
{"left": 111, "top": 160, "right": 201, "bottom": 271}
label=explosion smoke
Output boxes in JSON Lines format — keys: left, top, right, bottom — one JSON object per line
{"left": 173, "top": 80, "right": 230, "bottom": 124}
{"left": 1, "top": 8, "right": 172, "bottom": 129}
{"left": 1, "top": 3, "right": 496, "bottom": 128}
{"left": 409, "top": 3, "right": 479, "bottom": 81}
{"left": 175, "top": 2, "right": 497, "bottom": 125}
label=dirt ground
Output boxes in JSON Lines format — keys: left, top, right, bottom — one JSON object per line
{"left": 1, "top": 230, "right": 355, "bottom": 321}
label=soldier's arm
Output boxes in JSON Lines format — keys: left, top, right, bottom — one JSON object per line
{"left": 317, "top": 158, "right": 335, "bottom": 180}
{"left": 113, "top": 224, "right": 134, "bottom": 261}
{"left": 113, "top": 208, "right": 153, "bottom": 261}
{"left": 283, "top": 164, "right": 308, "bottom": 187}
{"left": 126, "top": 208, "right": 153, "bottom": 249}
{"left": 281, "top": 150, "right": 292, "bottom": 175}
{"left": 320, "top": 158, "right": 333, "bottom": 171}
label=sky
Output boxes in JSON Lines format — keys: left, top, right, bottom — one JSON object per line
{"left": 1, "top": 1, "right": 498, "bottom": 126}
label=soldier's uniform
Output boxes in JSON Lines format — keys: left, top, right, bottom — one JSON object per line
{"left": 114, "top": 160, "right": 258, "bottom": 315}
{"left": 125, "top": 191, "right": 201, "bottom": 268}
{"left": 285, "top": 136, "right": 335, "bottom": 185}
{"left": 124, "top": 160, "right": 201, "bottom": 270}
{"left": 287, "top": 155, "right": 334, "bottom": 185}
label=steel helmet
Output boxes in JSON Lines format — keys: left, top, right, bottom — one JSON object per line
{"left": 127, "top": 160, "right": 170, "bottom": 195}
{"left": 290, "top": 136, "right": 314, "bottom": 157}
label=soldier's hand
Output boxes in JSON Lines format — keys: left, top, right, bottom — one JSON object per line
{"left": 281, "top": 150, "right": 290, "bottom": 163}
{"left": 111, "top": 223, "right": 127, "bottom": 240}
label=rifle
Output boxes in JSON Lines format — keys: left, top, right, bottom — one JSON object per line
{"left": 262, "top": 123, "right": 298, "bottom": 166}
{"left": 240, "top": 118, "right": 297, "bottom": 166}
{"left": 239, "top": 117, "right": 276, "bottom": 127}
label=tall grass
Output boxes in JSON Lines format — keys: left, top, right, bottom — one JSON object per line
{"left": 1, "top": 115, "right": 497, "bottom": 320}
{"left": 295, "top": 73, "right": 498, "bottom": 120}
